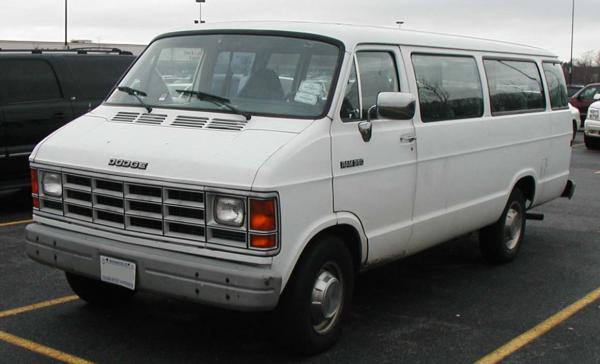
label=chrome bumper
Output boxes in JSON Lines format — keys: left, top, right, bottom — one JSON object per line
{"left": 25, "top": 223, "right": 281, "bottom": 311}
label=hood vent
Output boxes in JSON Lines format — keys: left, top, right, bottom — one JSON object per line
{"left": 171, "top": 115, "right": 209, "bottom": 128}
{"left": 110, "top": 112, "right": 248, "bottom": 131}
{"left": 112, "top": 112, "right": 139, "bottom": 122}
{"left": 206, "top": 118, "right": 247, "bottom": 131}
{"left": 136, "top": 113, "right": 167, "bottom": 125}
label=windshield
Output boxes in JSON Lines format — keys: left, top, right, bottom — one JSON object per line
{"left": 106, "top": 33, "right": 342, "bottom": 118}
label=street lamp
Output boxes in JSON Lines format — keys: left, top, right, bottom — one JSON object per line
{"left": 194, "top": 0, "right": 206, "bottom": 24}
{"left": 569, "top": 0, "right": 575, "bottom": 84}
{"left": 64, "top": 0, "right": 68, "bottom": 48}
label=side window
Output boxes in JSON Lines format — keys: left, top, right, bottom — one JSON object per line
{"left": 1, "top": 60, "right": 62, "bottom": 104}
{"left": 483, "top": 59, "right": 545, "bottom": 115}
{"left": 580, "top": 86, "right": 599, "bottom": 100}
{"left": 356, "top": 52, "right": 399, "bottom": 119}
{"left": 542, "top": 62, "right": 568, "bottom": 110}
{"left": 339, "top": 61, "right": 361, "bottom": 121}
{"left": 412, "top": 54, "right": 483, "bottom": 122}
{"left": 69, "top": 57, "right": 132, "bottom": 99}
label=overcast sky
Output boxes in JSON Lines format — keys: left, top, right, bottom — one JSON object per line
{"left": 0, "top": 0, "right": 597, "bottom": 61}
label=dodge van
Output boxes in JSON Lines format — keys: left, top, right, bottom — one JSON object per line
{"left": 25, "top": 22, "right": 575, "bottom": 354}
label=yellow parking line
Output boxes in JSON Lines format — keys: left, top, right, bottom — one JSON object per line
{"left": 0, "top": 295, "right": 78, "bottom": 319}
{"left": 594, "top": 170, "right": 600, "bottom": 175}
{"left": 0, "top": 219, "right": 33, "bottom": 228}
{"left": 475, "top": 286, "right": 600, "bottom": 364}
{"left": 0, "top": 330, "right": 93, "bottom": 364}
{"left": 572, "top": 143, "right": 584, "bottom": 148}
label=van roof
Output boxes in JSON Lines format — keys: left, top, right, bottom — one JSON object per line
{"left": 162, "top": 21, "right": 557, "bottom": 59}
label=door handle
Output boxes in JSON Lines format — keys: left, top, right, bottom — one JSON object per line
{"left": 400, "top": 134, "right": 416, "bottom": 143}
{"left": 52, "top": 112, "right": 65, "bottom": 120}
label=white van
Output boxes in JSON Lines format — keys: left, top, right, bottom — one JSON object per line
{"left": 26, "top": 22, "right": 575, "bottom": 353}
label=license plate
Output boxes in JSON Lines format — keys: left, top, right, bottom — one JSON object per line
{"left": 100, "top": 255, "right": 136, "bottom": 290}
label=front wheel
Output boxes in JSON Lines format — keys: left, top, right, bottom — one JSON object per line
{"left": 66, "top": 272, "right": 135, "bottom": 307}
{"left": 277, "top": 236, "right": 354, "bottom": 355}
{"left": 479, "top": 189, "right": 526, "bottom": 264}
{"left": 584, "top": 134, "right": 600, "bottom": 150}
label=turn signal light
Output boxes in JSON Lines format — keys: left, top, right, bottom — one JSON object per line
{"left": 30, "top": 169, "right": 39, "bottom": 208}
{"left": 250, "top": 198, "right": 276, "bottom": 231}
{"left": 250, "top": 234, "right": 277, "bottom": 249}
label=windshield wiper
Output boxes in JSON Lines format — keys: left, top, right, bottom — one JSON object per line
{"left": 176, "top": 89, "right": 251, "bottom": 120}
{"left": 117, "top": 86, "right": 152, "bottom": 113}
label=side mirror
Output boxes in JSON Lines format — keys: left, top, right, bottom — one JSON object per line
{"left": 593, "top": 94, "right": 600, "bottom": 101}
{"left": 377, "top": 92, "right": 416, "bottom": 120}
{"left": 357, "top": 92, "right": 416, "bottom": 143}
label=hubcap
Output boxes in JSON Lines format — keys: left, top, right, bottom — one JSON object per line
{"left": 504, "top": 201, "right": 523, "bottom": 250}
{"left": 311, "top": 263, "right": 343, "bottom": 334}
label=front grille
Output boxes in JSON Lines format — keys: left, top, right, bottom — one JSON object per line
{"left": 35, "top": 170, "right": 278, "bottom": 255}
{"left": 56, "top": 173, "right": 208, "bottom": 242}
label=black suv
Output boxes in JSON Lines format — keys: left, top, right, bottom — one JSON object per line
{"left": 0, "top": 48, "right": 135, "bottom": 191}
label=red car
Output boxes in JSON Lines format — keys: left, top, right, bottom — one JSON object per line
{"left": 570, "top": 83, "right": 600, "bottom": 122}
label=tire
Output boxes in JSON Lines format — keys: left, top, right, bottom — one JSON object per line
{"left": 66, "top": 272, "right": 135, "bottom": 307}
{"left": 479, "top": 189, "right": 526, "bottom": 264}
{"left": 277, "top": 235, "right": 354, "bottom": 355}
{"left": 584, "top": 134, "right": 600, "bottom": 150}
{"left": 572, "top": 120, "right": 577, "bottom": 144}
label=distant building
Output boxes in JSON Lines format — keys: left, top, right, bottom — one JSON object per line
{"left": 0, "top": 39, "right": 146, "bottom": 55}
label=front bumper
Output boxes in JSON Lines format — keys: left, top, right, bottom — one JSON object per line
{"left": 25, "top": 223, "right": 282, "bottom": 311}
{"left": 584, "top": 119, "right": 600, "bottom": 138}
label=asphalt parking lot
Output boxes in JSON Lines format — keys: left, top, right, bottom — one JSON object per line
{"left": 1, "top": 134, "right": 599, "bottom": 363}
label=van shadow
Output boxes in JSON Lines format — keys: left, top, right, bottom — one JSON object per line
{"left": 59, "top": 235, "right": 492, "bottom": 362}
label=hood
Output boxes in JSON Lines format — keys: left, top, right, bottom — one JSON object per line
{"left": 32, "top": 106, "right": 311, "bottom": 189}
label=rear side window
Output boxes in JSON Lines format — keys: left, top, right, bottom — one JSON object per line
{"left": 542, "top": 62, "right": 568, "bottom": 110}
{"left": 69, "top": 57, "right": 133, "bottom": 99}
{"left": 356, "top": 52, "right": 399, "bottom": 119}
{"left": 0, "top": 60, "right": 62, "bottom": 104}
{"left": 412, "top": 54, "right": 483, "bottom": 122}
{"left": 483, "top": 59, "right": 545, "bottom": 115}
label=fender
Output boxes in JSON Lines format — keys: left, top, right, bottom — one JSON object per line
{"left": 279, "top": 211, "right": 368, "bottom": 288}
{"left": 507, "top": 168, "right": 539, "bottom": 207}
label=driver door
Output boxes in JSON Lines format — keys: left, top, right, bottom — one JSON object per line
{"left": 331, "top": 47, "right": 417, "bottom": 264}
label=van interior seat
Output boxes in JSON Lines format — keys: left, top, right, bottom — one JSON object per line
{"left": 238, "top": 68, "right": 284, "bottom": 100}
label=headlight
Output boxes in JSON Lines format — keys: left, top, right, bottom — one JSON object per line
{"left": 588, "top": 108, "right": 599, "bottom": 121}
{"left": 42, "top": 172, "right": 62, "bottom": 197}
{"left": 214, "top": 197, "right": 245, "bottom": 227}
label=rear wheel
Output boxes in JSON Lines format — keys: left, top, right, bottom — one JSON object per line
{"left": 66, "top": 272, "right": 135, "bottom": 307}
{"left": 479, "top": 189, "right": 526, "bottom": 264}
{"left": 277, "top": 235, "right": 354, "bottom": 355}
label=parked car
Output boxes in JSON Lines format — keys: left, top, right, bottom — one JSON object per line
{"left": 0, "top": 48, "right": 135, "bottom": 192}
{"left": 584, "top": 96, "right": 600, "bottom": 149}
{"left": 25, "top": 22, "right": 575, "bottom": 354}
{"left": 567, "top": 84, "right": 584, "bottom": 97}
{"left": 570, "top": 103, "right": 581, "bottom": 137}
{"left": 569, "top": 83, "right": 600, "bottom": 122}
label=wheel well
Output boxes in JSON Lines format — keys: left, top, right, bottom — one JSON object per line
{"left": 514, "top": 176, "right": 536, "bottom": 206}
{"left": 307, "top": 224, "right": 362, "bottom": 272}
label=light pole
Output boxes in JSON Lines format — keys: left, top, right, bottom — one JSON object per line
{"left": 64, "top": 0, "right": 68, "bottom": 48}
{"left": 569, "top": 0, "right": 575, "bottom": 84}
{"left": 194, "top": 0, "right": 206, "bottom": 24}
